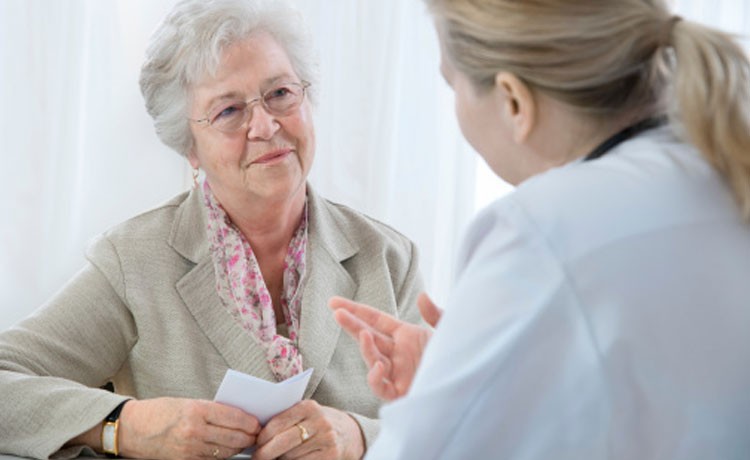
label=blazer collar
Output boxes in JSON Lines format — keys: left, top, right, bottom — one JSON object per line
{"left": 168, "top": 184, "right": 358, "bottom": 263}
{"left": 170, "top": 184, "right": 359, "bottom": 395}
{"left": 298, "top": 185, "right": 357, "bottom": 397}
{"left": 171, "top": 187, "right": 274, "bottom": 380}
{"left": 168, "top": 187, "right": 209, "bottom": 263}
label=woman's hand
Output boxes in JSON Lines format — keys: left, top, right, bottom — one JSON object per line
{"left": 328, "top": 292, "right": 442, "bottom": 401}
{"left": 118, "top": 397, "right": 260, "bottom": 460}
{"left": 252, "top": 400, "right": 364, "bottom": 460}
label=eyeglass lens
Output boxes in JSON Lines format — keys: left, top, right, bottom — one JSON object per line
{"left": 208, "top": 82, "right": 306, "bottom": 133}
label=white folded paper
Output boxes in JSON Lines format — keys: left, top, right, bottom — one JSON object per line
{"left": 214, "top": 368, "right": 314, "bottom": 425}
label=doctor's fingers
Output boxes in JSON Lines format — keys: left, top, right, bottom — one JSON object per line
{"left": 417, "top": 292, "right": 443, "bottom": 328}
{"left": 334, "top": 310, "right": 395, "bottom": 360}
{"left": 329, "top": 296, "right": 403, "bottom": 334}
{"left": 332, "top": 308, "right": 368, "bottom": 339}
{"left": 367, "top": 361, "right": 401, "bottom": 401}
{"left": 333, "top": 309, "right": 396, "bottom": 356}
{"left": 358, "top": 328, "right": 393, "bottom": 370}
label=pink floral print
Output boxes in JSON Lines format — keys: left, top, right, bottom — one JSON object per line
{"left": 203, "top": 181, "right": 307, "bottom": 381}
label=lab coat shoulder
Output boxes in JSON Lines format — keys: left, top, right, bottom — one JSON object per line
{"left": 370, "top": 194, "right": 608, "bottom": 459}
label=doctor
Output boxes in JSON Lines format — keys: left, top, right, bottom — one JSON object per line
{"left": 331, "top": 0, "right": 750, "bottom": 458}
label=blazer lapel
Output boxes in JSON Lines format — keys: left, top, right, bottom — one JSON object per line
{"left": 299, "top": 187, "right": 357, "bottom": 398}
{"left": 170, "top": 189, "right": 275, "bottom": 382}
{"left": 168, "top": 186, "right": 359, "bottom": 391}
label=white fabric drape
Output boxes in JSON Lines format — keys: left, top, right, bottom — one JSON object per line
{"left": 1, "top": 1, "right": 189, "bottom": 330}
{"left": 2, "top": 0, "right": 749, "bottom": 331}
{"left": 0, "top": 0, "right": 475, "bottom": 330}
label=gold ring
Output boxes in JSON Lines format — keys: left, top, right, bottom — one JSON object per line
{"left": 212, "top": 447, "right": 220, "bottom": 459}
{"left": 296, "top": 423, "right": 310, "bottom": 443}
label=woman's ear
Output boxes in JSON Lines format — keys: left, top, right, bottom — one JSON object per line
{"left": 494, "top": 72, "right": 536, "bottom": 143}
{"left": 187, "top": 151, "right": 200, "bottom": 170}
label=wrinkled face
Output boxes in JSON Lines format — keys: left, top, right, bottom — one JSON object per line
{"left": 438, "top": 36, "right": 523, "bottom": 185}
{"left": 187, "top": 32, "right": 315, "bottom": 206}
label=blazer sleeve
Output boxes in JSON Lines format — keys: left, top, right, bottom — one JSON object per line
{"left": 394, "top": 240, "right": 425, "bottom": 325}
{"left": 0, "top": 235, "right": 136, "bottom": 459}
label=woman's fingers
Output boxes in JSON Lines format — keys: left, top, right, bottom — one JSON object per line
{"left": 203, "top": 443, "right": 243, "bottom": 460}
{"left": 119, "top": 398, "right": 259, "bottom": 460}
{"left": 252, "top": 423, "right": 316, "bottom": 460}
{"left": 254, "top": 400, "right": 362, "bottom": 460}
{"left": 201, "top": 422, "right": 257, "bottom": 451}
{"left": 205, "top": 402, "right": 261, "bottom": 437}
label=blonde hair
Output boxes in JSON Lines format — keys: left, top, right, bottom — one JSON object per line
{"left": 425, "top": 0, "right": 750, "bottom": 219}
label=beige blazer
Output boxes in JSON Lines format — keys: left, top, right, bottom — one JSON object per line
{"left": 0, "top": 185, "right": 423, "bottom": 459}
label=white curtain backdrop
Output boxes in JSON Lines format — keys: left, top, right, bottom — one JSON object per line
{"left": 0, "top": 0, "right": 477, "bottom": 330}
{"left": 1, "top": 0, "right": 748, "bottom": 331}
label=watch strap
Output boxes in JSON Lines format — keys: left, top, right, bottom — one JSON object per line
{"left": 102, "top": 400, "right": 129, "bottom": 458}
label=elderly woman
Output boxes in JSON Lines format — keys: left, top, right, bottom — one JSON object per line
{"left": 332, "top": 0, "right": 750, "bottom": 458}
{"left": 0, "top": 1, "right": 422, "bottom": 459}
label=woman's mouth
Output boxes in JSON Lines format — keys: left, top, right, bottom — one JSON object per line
{"left": 252, "top": 148, "right": 293, "bottom": 165}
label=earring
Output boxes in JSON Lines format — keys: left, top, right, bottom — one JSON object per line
{"left": 192, "top": 168, "right": 200, "bottom": 188}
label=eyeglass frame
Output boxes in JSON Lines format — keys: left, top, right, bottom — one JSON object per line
{"left": 188, "top": 80, "right": 311, "bottom": 133}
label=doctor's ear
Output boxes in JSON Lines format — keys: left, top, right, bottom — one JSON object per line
{"left": 494, "top": 72, "right": 536, "bottom": 143}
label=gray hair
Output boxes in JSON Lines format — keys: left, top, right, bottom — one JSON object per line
{"left": 139, "top": 0, "right": 319, "bottom": 157}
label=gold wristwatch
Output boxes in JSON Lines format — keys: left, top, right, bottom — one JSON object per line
{"left": 102, "top": 401, "right": 129, "bottom": 458}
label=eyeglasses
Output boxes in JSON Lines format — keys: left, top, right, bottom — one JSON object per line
{"left": 189, "top": 81, "right": 311, "bottom": 133}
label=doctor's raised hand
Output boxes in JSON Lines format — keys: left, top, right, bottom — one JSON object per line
{"left": 329, "top": 293, "right": 442, "bottom": 400}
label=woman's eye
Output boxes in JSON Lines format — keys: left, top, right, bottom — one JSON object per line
{"left": 219, "top": 104, "right": 241, "bottom": 117}
{"left": 267, "top": 87, "right": 292, "bottom": 100}
{"left": 212, "top": 103, "right": 245, "bottom": 122}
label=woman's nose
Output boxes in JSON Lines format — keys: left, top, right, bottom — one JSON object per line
{"left": 246, "top": 104, "right": 280, "bottom": 140}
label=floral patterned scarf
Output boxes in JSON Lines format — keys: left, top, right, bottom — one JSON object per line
{"left": 202, "top": 181, "right": 307, "bottom": 381}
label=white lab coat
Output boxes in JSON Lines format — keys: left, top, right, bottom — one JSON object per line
{"left": 366, "top": 127, "right": 750, "bottom": 459}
